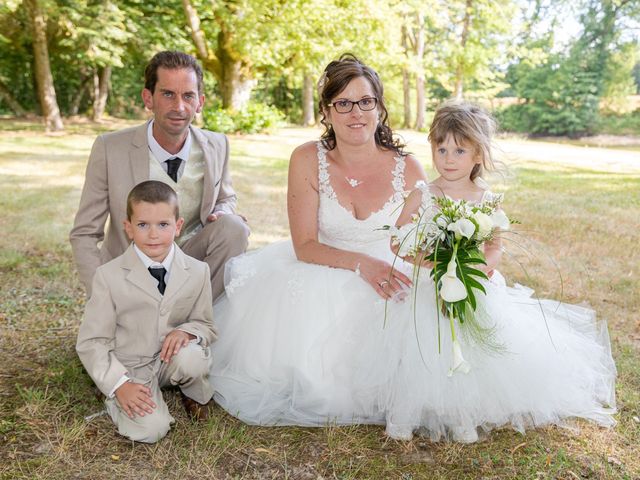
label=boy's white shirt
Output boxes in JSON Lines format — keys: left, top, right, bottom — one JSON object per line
{"left": 109, "top": 242, "right": 200, "bottom": 398}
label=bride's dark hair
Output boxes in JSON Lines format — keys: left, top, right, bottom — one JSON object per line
{"left": 318, "top": 53, "right": 405, "bottom": 154}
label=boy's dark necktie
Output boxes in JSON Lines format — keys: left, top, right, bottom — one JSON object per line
{"left": 148, "top": 267, "right": 167, "bottom": 295}
{"left": 165, "top": 157, "right": 182, "bottom": 183}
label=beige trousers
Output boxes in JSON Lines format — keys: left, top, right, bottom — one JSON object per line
{"left": 181, "top": 214, "right": 249, "bottom": 302}
{"left": 105, "top": 343, "right": 213, "bottom": 444}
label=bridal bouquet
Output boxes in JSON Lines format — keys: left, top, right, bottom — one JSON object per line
{"left": 387, "top": 193, "right": 511, "bottom": 376}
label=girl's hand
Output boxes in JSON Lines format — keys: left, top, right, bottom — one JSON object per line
{"left": 390, "top": 240, "right": 434, "bottom": 268}
{"left": 358, "top": 256, "right": 412, "bottom": 299}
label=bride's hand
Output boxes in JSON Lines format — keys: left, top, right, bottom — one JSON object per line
{"left": 358, "top": 257, "right": 412, "bottom": 300}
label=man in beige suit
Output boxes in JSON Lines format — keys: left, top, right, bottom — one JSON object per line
{"left": 77, "top": 181, "right": 216, "bottom": 443}
{"left": 70, "top": 51, "right": 249, "bottom": 300}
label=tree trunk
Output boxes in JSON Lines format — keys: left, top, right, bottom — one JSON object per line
{"left": 401, "top": 24, "right": 411, "bottom": 129}
{"left": 182, "top": 0, "right": 221, "bottom": 76}
{"left": 302, "top": 72, "right": 315, "bottom": 126}
{"left": 92, "top": 66, "right": 111, "bottom": 121}
{"left": 183, "top": 0, "right": 254, "bottom": 111}
{"left": 219, "top": 54, "right": 255, "bottom": 110}
{"left": 0, "top": 80, "right": 27, "bottom": 117}
{"left": 454, "top": 0, "right": 473, "bottom": 100}
{"left": 454, "top": 66, "right": 464, "bottom": 100}
{"left": 402, "top": 69, "right": 411, "bottom": 129}
{"left": 414, "top": 12, "right": 425, "bottom": 130}
{"left": 69, "top": 74, "right": 92, "bottom": 116}
{"left": 415, "top": 75, "right": 425, "bottom": 130}
{"left": 25, "top": 0, "right": 64, "bottom": 131}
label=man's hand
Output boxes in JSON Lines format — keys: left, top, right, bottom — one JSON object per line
{"left": 160, "top": 330, "right": 196, "bottom": 363}
{"left": 115, "top": 382, "right": 156, "bottom": 419}
{"left": 207, "top": 211, "right": 248, "bottom": 223}
{"left": 207, "top": 211, "right": 225, "bottom": 222}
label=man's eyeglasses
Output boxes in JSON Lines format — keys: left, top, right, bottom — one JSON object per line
{"left": 327, "top": 97, "right": 378, "bottom": 114}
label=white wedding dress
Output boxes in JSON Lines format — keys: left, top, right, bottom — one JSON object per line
{"left": 210, "top": 142, "right": 616, "bottom": 441}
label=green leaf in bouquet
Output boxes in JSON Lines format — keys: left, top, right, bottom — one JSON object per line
{"left": 463, "top": 276, "right": 487, "bottom": 295}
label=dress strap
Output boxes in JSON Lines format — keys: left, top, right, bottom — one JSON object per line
{"left": 316, "top": 142, "right": 336, "bottom": 199}
{"left": 391, "top": 154, "right": 407, "bottom": 194}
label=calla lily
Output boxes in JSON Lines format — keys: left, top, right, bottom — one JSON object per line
{"left": 447, "top": 218, "right": 476, "bottom": 239}
{"left": 439, "top": 258, "right": 467, "bottom": 302}
{"left": 472, "top": 211, "right": 493, "bottom": 239}
{"left": 448, "top": 339, "right": 471, "bottom": 376}
{"left": 490, "top": 210, "right": 510, "bottom": 230}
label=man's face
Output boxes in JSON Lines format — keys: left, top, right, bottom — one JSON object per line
{"left": 141, "top": 67, "right": 204, "bottom": 143}
{"left": 124, "top": 200, "right": 184, "bottom": 263}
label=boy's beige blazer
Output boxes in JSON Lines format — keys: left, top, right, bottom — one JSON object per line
{"left": 76, "top": 244, "right": 216, "bottom": 396}
{"left": 69, "top": 121, "right": 236, "bottom": 293}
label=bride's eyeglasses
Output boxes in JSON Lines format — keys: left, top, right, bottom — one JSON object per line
{"left": 327, "top": 97, "right": 378, "bottom": 114}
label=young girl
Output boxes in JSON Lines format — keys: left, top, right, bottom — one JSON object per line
{"left": 372, "top": 100, "right": 616, "bottom": 442}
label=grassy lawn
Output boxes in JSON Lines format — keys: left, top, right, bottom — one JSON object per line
{"left": 1, "top": 119, "right": 639, "bottom": 479}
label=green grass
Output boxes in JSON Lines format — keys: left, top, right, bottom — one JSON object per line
{"left": 1, "top": 118, "right": 639, "bottom": 479}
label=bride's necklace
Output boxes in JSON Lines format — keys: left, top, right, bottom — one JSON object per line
{"left": 345, "top": 176, "right": 363, "bottom": 188}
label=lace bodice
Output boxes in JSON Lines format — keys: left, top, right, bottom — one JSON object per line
{"left": 317, "top": 142, "right": 406, "bottom": 256}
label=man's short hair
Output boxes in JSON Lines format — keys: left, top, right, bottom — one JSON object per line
{"left": 126, "top": 181, "right": 179, "bottom": 220}
{"left": 144, "top": 51, "right": 204, "bottom": 95}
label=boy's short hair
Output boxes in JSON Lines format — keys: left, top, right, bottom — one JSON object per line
{"left": 126, "top": 181, "right": 179, "bottom": 220}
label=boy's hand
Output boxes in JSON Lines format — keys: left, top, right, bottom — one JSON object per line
{"left": 115, "top": 382, "right": 156, "bottom": 419}
{"left": 160, "top": 330, "right": 196, "bottom": 363}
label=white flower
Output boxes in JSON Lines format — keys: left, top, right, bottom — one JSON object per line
{"left": 391, "top": 223, "right": 422, "bottom": 257}
{"left": 436, "top": 215, "right": 448, "bottom": 228}
{"left": 439, "top": 258, "right": 467, "bottom": 302}
{"left": 447, "top": 339, "right": 471, "bottom": 376}
{"left": 490, "top": 210, "right": 510, "bottom": 230}
{"left": 447, "top": 218, "right": 476, "bottom": 239}
{"left": 472, "top": 211, "right": 493, "bottom": 239}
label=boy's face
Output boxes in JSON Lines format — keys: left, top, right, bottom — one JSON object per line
{"left": 124, "top": 201, "right": 184, "bottom": 263}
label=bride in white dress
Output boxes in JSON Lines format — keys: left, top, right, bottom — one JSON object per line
{"left": 210, "top": 58, "right": 616, "bottom": 442}
{"left": 210, "top": 54, "right": 427, "bottom": 428}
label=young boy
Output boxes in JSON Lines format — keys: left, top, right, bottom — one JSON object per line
{"left": 76, "top": 180, "right": 216, "bottom": 443}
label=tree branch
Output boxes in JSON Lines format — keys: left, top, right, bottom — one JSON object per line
{"left": 182, "top": 0, "right": 222, "bottom": 79}
{"left": 0, "top": 80, "right": 28, "bottom": 116}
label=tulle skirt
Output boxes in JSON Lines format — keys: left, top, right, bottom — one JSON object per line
{"left": 210, "top": 241, "right": 616, "bottom": 440}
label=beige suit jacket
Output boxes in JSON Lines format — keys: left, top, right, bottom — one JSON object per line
{"left": 76, "top": 244, "right": 216, "bottom": 397}
{"left": 69, "top": 121, "right": 236, "bottom": 294}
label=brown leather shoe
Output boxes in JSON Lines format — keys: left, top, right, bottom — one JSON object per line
{"left": 180, "top": 392, "right": 212, "bottom": 421}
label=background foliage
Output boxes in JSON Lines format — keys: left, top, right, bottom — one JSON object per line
{"left": 0, "top": 0, "right": 639, "bottom": 135}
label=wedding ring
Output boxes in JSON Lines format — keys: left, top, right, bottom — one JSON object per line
{"left": 379, "top": 280, "right": 390, "bottom": 288}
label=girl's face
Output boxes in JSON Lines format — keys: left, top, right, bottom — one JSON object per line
{"left": 432, "top": 134, "right": 481, "bottom": 183}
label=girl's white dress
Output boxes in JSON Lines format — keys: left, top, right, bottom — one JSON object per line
{"left": 210, "top": 142, "right": 616, "bottom": 441}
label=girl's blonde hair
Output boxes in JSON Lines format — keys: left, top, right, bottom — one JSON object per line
{"left": 428, "top": 99, "right": 497, "bottom": 181}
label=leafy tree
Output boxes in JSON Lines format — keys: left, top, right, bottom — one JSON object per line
{"left": 499, "top": 0, "right": 639, "bottom": 135}
{"left": 55, "top": 0, "right": 134, "bottom": 120}
{"left": 437, "top": 0, "right": 517, "bottom": 101}
{"left": 0, "top": 1, "right": 33, "bottom": 116}
{"left": 395, "top": 1, "right": 445, "bottom": 129}
{"left": 601, "top": 41, "right": 638, "bottom": 112}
